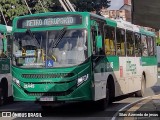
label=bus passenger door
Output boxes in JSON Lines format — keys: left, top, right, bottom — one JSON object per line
{"left": 116, "top": 28, "right": 128, "bottom": 94}
{"left": 91, "top": 26, "right": 106, "bottom": 101}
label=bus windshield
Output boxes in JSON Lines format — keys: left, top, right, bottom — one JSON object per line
{"left": 13, "top": 29, "right": 88, "bottom": 68}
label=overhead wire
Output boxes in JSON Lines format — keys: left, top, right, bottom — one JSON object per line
{"left": 24, "top": 0, "right": 32, "bottom": 14}
{"left": 0, "top": 5, "right": 7, "bottom": 25}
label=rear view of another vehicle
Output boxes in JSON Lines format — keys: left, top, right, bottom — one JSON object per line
{"left": 0, "top": 25, "right": 12, "bottom": 105}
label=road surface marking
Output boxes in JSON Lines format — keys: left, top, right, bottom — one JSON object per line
{"left": 111, "top": 95, "right": 160, "bottom": 120}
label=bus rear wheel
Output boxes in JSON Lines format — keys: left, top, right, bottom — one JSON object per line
{"left": 135, "top": 75, "right": 146, "bottom": 97}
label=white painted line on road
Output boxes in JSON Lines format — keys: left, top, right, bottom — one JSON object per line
{"left": 111, "top": 95, "right": 160, "bottom": 120}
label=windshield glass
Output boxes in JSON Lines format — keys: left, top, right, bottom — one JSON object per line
{"left": 13, "top": 29, "right": 88, "bottom": 68}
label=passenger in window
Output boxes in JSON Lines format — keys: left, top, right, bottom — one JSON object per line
{"left": 73, "top": 31, "right": 87, "bottom": 51}
{"left": 141, "top": 36, "right": 148, "bottom": 56}
{"left": 111, "top": 31, "right": 115, "bottom": 55}
{"left": 117, "top": 47, "right": 121, "bottom": 55}
{"left": 104, "top": 38, "right": 110, "bottom": 55}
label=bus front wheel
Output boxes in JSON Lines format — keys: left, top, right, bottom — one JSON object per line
{"left": 135, "top": 75, "right": 146, "bottom": 97}
{"left": 0, "top": 79, "right": 8, "bottom": 105}
{"left": 97, "top": 84, "right": 110, "bottom": 110}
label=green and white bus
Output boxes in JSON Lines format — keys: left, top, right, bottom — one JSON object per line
{"left": 0, "top": 24, "right": 12, "bottom": 105}
{"left": 12, "top": 12, "right": 157, "bottom": 109}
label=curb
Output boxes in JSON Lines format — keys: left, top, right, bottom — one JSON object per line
{"left": 111, "top": 95, "right": 156, "bottom": 120}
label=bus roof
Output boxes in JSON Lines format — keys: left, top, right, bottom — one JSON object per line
{"left": 114, "top": 19, "right": 156, "bottom": 36}
{"left": 0, "top": 24, "right": 12, "bottom": 33}
{"left": 139, "top": 28, "right": 155, "bottom": 37}
{"left": 13, "top": 11, "right": 118, "bottom": 29}
{"left": 106, "top": 18, "right": 117, "bottom": 27}
{"left": 12, "top": 12, "right": 155, "bottom": 37}
{"left": 115, "top": 19, "right": 139, "bottom": 32}
{"left": 14, "top": 12, "right": 92, "bottom": 19}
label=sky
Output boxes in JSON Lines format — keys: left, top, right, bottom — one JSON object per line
{"left": 108, "top": 0, "right": 124, "bottom": 10}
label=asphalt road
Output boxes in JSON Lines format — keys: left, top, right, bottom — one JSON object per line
{"left": 0, "top": 97, "right": 143, "bottom": 120}
{"left": 0, "top": 73, "right": 160, "bottom": 120}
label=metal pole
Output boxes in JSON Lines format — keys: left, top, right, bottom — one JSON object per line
{"left": 38, "top": 0, "right": 46, "bottom": 12}
{"left": 0, "top": 5, "right": 7, "bottom": 25}
{"left": 24, "top": 0, "right": 32, "bottom": 14}
{"left": 65, "top": 0, "right": 76, "bottom": 12}
{"left": 63, "top": 0, "right": 72, "bottom": 11}
{"left": 59, "top": 0, "right": 69, "bottom": 12}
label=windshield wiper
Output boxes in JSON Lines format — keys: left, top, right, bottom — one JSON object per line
{"left": 26, "top": 29, "right": 40, "bottom": 48}
{"left": 51, "top": 27, "right": 67, "bottom": 48}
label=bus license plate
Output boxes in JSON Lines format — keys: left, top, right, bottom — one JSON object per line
{"left": 40, "top": 97, "right": 54, "bottom": 101}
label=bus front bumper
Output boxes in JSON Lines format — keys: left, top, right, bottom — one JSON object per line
{"left": 12, "top": 80, "right": 93, "bottom": 102}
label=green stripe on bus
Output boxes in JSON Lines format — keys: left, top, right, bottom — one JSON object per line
{"left": 140, "top": 28, "right": 155, "bottom": 37}
{"left": 106, "top": 18, "right": 117, "bottom": 27}
{"left": 141, "top": 57, "right": 157, "bottom": 66}
{"left": 106, "top": 56, "right": 119, "bottom": 71}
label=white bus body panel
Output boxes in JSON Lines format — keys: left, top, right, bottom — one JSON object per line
{"left": 93, "top": 56, "right": 157, "bottom": 100}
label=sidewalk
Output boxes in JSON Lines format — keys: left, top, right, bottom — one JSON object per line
{"left": 133, "top": 95, "right": 160, "bottom": 120}
{"left": 122, "top": 95, "right": 160, "bottom": 120}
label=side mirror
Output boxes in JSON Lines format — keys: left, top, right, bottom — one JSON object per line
{"left": 96, "top": 35, "right": 102, "bottom": 48}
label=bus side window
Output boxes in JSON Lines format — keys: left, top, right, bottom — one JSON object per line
{"left": 104, "top": 26, "right": 116, "bottom": 55}
{"left": 141, "top": 35, "right": 148, "bottom": 56}
{"left": 126, "top": 31, "right": 134, "bottom": 56}
{"left": 134, "top": 33, "right": 141, "bottom": 56}
{"left": 91, "top": 27, "right": 102, "bottom": 55}
{"left": 91, "top": 28, "right": 97, "bottom": 55}
{"left": 6, "top": 34, "right": 12, "bottom": 57}
{"left": 116, "top": 28, "right": 125, "bottom": 56}
{"left": 0, "top": 33, "right": 3, "bottom": 57}
{"left": 154, "top": 37, "right": 156, "bottom": 56}
{"left": 147, "top": 36, "right": 154, "bottom": 56}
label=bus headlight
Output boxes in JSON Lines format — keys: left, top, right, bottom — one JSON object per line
{"left": 13, "top": 77, "right": 21, "bottom": 88}
{"left": 77, "top": 74, "right": 89, "bottom": 86}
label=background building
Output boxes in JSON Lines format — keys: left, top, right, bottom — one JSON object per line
{"left": 101, "top": 0, "right": 155, "bottom": 32}
{"left": 101, "top": 0, "right": 131, "bottom": 21}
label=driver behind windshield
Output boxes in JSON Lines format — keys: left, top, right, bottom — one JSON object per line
{"left": 48, "top": 30, "right": 87, "bottom": 66}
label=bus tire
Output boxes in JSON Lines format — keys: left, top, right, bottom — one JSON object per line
{"left": 0, "top": 79, "right": 8, "bottom": 105}
{"left": 135, "top": 75, "right": 146, "bottom": 97}
{"left": 97, "top": 84, "right": 110, "bottom": 110}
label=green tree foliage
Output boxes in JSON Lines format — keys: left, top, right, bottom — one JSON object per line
{"left": 156, "top": 37, "right": 160, "bottom": 46}
{"left": 0, "top": 0, "right": 111, "bottom": 25}
{"left": 28, "top": 0, "right": 57, "bottom": 13}
{"left": 43, "top": 0, "right": 64, "bottom": 12}
{"left": 0, "top": 0, "right": 29, "bottom": 25}
{"left": 73, "top": 0, "right": 111, "bottom": 14}
{"left": 28, "top": 0, "right": 111, "bottom": 13}
{"left": 0, "top": 0, "right": 58, "bottom": 25}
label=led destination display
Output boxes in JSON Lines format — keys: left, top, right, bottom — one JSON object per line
{"left": 17, "top": 15, "right": 82, "bottom": 28}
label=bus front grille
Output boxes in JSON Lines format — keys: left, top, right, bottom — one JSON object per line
{"left": 23, "top": 80, "right": 74, "bottom": 84}
{"left": 24, "top": 90, "right": 73, "bottom": 96}
{"left": 22, "top": 73, "right": 74, "bottom": 79}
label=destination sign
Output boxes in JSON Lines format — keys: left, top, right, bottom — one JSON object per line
{"left": 18, "top": 15, "right": 82, "bottom": 28}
